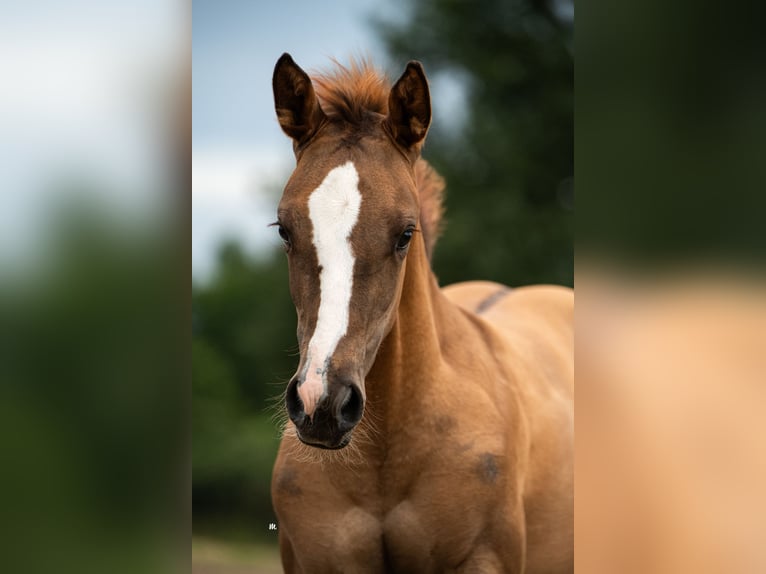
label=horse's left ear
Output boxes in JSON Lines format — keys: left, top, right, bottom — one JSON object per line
{"left": 385, "top": 61, "right": 431, "bottom": 154}
{"left": 273, "top": 53, "right": 327, "bottom": 148}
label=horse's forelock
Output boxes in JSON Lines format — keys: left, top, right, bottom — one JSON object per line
{"left": 312, "top": 58, "right": 390, "bottom": 125}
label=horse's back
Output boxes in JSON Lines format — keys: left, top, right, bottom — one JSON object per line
{"left": 443, "top": 280, "right": 572, "bottom": 320}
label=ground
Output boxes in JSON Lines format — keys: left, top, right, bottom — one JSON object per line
{"left": 192, "top": 537, "right": 282, "bottom": 574}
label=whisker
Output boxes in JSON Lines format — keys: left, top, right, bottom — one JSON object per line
{"left": 274, "top": 404, "right": 381, "bottom": 470}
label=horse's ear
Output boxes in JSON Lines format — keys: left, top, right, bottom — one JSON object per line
{"left": 385, "top": 61, "right": 431, "bottom": 154}
{"left": 273, "top": 53, "right": 326, "bottom": 147}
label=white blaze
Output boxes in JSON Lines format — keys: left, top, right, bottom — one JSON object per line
{"left": 299, "top": 161, "right": 362, "bottom": 418}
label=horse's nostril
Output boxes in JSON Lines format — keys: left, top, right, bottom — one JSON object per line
{"left": 337, "top": 384, "right": 364, "bottom": 432}
{"left": 285, "top": 379, "right": 306, "bottom": 426}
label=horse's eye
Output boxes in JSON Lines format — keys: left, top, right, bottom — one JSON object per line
{"left": 396, "top": 229, "right": 414, "bottom": 252}
{"left": 277, "top": 225, "right": 291, "bottom": 248}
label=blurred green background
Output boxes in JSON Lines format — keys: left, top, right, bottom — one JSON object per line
{"left": 192, "top": 0, "right": 573, "bottom": 566}
{"left": 0, "top": 2, "right": 187, "bottom": 572}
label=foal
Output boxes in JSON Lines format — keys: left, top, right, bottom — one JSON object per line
{"left": 270, "top": 53, "right": 573, "bottom": 573}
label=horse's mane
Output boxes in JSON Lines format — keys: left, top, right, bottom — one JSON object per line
{"left": 312, "top": 59, "right": 446, "bottom": 259}
{"left": 413, "top": 159, "right": 445, "bottom": 259}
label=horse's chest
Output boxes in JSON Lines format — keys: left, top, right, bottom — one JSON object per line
{"left": 378, "top": 465, "right": 504, "bottom": 570}
{"left": 274, "top": 435, "right": 511, "bottom": 572}
{"left": 281, "top": 496, "right": 481, "bottom": 573}
{"left": 380, "top": 497, "right": 476, "bottom": 572}
{"left": 286, "top": 472, "right": 497, "bottom": 571}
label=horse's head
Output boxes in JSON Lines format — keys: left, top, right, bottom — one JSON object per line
{"left": 272, "top": 53, "right": 431, "bottom": 449}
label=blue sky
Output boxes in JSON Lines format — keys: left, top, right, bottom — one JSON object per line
{"left": 193, "top": 0, "right": 387, "bottom": 148}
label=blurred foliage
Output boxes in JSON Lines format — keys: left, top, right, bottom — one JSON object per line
{"left": 378, "top": 0, "right": 574, "bottom": 287}
{"left": 192, "top": 0, "right": 574, "bottom": 546}
{"left": 0, "top": 198, "right": 182, "bottom": 574}
{"left": 192, "top": 244, "right": 291, "bottom": 539}
{"left": 578, "top": 0, "right": 766, "bottom": 266}
{"left": 193, "top": 244, "right": 296, "bottom": 408}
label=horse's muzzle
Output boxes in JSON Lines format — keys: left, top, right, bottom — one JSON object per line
{"left": 286, "top": 378, "right": 364, "bottom": 449}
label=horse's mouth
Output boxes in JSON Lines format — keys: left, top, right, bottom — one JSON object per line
{"left": 295, "top": 431, "right": 352, "bottom": 450}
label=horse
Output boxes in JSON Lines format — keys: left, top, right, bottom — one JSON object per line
{"left": 269, "top": 53, "right": 573, "bottom": 573}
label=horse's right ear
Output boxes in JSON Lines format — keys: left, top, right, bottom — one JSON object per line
{"left": 385, "top": 61, "right": 431, "bottom": 155}
{"left": 273, "top": 53, "right": 326, "bottom": 147}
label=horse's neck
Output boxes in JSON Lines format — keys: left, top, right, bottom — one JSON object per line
{"left": 365, "top": 236, "right": 460, "bottom": 430}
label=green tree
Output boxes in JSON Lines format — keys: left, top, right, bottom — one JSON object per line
{"left": 193, "top": 243, "right": 296, "bottom": 408}
{"left": 192, "top": 244, "right": 293, "bottom": 536}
